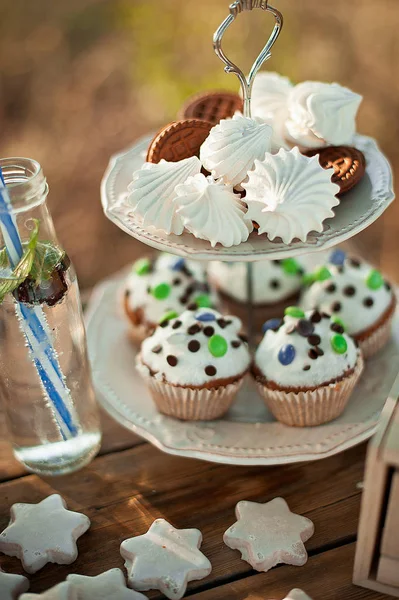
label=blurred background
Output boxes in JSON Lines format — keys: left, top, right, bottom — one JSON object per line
{"left": 1, "top": 0, "right": 398, "bottom": 289}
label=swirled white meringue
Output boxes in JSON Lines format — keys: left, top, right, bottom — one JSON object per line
{"left": 286, "top": 81, "right": 363, "bottom": 149}
{"left": 127, "top": 157, "right": 201, "bottom": 234}
{"left": 174, "top": 173, "right": 253, "bottom": 247}
{"left": 243, "top": 147, "right": 340, "bottom": 244}
{"left": 251, "top": 71, "right": 293, "bottom": 152}
{"left": 199, "top": 114, "right": 272, "bottom": 186}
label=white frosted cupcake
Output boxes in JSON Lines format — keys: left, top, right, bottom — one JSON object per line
{"left": 253, "top": 307, "right": 364, "bottom": 426}
{"left": 301, "top": 253, "right": 396, "bottom": 358}
{"left": 123, "top": 254, "right": 216, "bottom": 344}
{"left": 137, "top": 308, "right": 251, "bottom": 420}
{"left": 207, "top": 258, "right": 305, "bottom": 331}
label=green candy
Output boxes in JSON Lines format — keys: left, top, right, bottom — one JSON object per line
{"left": 133, "top": 258, "right": 151, "bottom": 276}
{"left": 302, "top": 273, "right": 316, "bottom": 286}
{"left": 151, "top": 282, "right": 171, "bottom": 300}
{"left": 208, "top": 334, "right": 228, "bottom": 358}
{"left": 315, "top": 266, "right": 332, "bottom": 282}
{"left": 331, "top": 334, "right": 348, "bottom": 354}
{"left": 331, "top": 316, "right": 346, "bottom": 331}
{"left": 284, "top": 306, "right": 305, "bottom": 318}
{"left": 195, "top": 294, "right": 212, "bottom": 308}
{"left": 281, "top": 258, "right": 301, "bottom": 276}
{"left": 159, "top": 311, "right": 178, "bottom": 325}
{"left": 366, "top": 269, "right": 384, "bottom": 290}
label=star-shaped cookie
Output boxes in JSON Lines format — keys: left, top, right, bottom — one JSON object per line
{"left": 21, "top": 582, "right": 77, "bottom": 599}
{"left": 284, "top": 590, "right": 312, "bottom": 600}
{"left": 67, "top": 568, "right": 147, "bottom": 599}
{"left": 0, "top": 494, "right": 90, "bottom": 573}
{"left": 0, "top": 567, "right": 29, "bottom": 600}
{"left": 120, "top": 519, "right": 212, "bottom": 600}
{"left": 224, "top": 497, "right": 314, "bottom": 572}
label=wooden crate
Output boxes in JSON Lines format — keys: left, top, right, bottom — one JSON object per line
{"left": 353, "top": 372, "right": 399, "bottom": 596}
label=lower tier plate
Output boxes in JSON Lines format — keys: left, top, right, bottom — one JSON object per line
{"left": 86, "top": 273, "right": 399, "bottom": 466}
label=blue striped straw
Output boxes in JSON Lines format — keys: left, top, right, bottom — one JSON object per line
{"left": 0, "top": 168, "right": 79, "bottom": 439}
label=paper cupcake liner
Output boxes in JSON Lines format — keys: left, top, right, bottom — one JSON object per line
{"left": 137, "top": 360, "right": 244, "bottom": 421}
{"left": 356, "top": 305, "right": 395, "bottom": 359}
{"left": 255, "top": 355, "right": 364, "bottom": 427}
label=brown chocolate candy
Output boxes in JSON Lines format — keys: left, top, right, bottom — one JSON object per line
{"left": 304, "top": 146, "right": 366, "bottom": 196}
{"left": 146, "top": 119, "right": 213, "bottom": 163}
{"left": 178, "top": 91, "right": 243, "bottom": 125}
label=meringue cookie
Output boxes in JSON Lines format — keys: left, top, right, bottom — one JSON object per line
{"left": 174, "top": 174, "right": 253, "bottom": 247}
{"left": 286, "top": 81, "right": 363, "bottom": 148}
{"left": 244, "top": 147, "right": 340, "bottom": 244}
{"left": 199, "top": 114, "right": 272, "bottom": 186}
{"left": 127, "top": 157, "right": 201, "bottom": 234}
{"left": 251, "top": 71, "right": 293, "bottom": 151}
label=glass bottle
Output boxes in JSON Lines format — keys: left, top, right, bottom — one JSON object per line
{"left": 0, "top": 157, "right": 101, "bottom": 475}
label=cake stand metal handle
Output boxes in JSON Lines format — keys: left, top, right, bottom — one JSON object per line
{"left": 213, "top": 0, "right": 283, "bottom": 119}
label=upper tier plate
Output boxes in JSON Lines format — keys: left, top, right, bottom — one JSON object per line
{"left": 101, "top": 133, "right": 394, "bottom": 261}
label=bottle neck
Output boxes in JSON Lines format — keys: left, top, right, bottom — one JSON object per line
{"left": 0, "top": 157, "right": 57, "bottom": 246}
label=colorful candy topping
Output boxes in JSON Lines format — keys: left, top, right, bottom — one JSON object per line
{"left": 331, "top": 316, "right": 346, "bottom": 330}
{"left": 315, "top": 266, "right": 332, "bottom": 281}
{"left": 331, "top": 334, "right": 348, "bottom": 354}
{"left": 329, "top": 248, "right": 346, "bottom": 266}
{"left": 281, "top": 258, "right": 302, "bottom": 275}
{"left": 262, "top": 318, "right": 283, "bottom": 333}
{"left": 133, "top": 257, "right": 152, "bottom": 276}
{"left": 171, "top": 257, "right": 186, "bottom": 271}
{"left": 167, "top": 355, "right": 178, "bottom": 366}
{"left": 278, "top": 344, "right": 296, "bottom": 366}
{"left": 366, "top": 269, "right": 384, "bottom": 290}
{"left": 284, "top": 306, "right": 305, "bottom": 318}
{"left": 152, "top": 282, "right": 171, "bottom": 300}
{"left": 195, "top": 311, "right": 216, "bottom": 322}
{"left": 188, "top": 340, "right": 200, "bottom": 352}
{"left": 205, "top": 365, "right": 217, "bottom": 376}
{"left": 208, "top": 334, "right": 228, "bottom": 358}
{"left": 296, "top": 319, "right": 315, "bottom": 337}
{"left": 159, "top": 311, "right": 178, "bottom": 325}
{"left": 194, "top": 294, "right": 212, "bottom": 308}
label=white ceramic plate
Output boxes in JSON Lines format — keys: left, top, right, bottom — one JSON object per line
{"left": 86, "top": 274, "right": 399, "bottom": 466}
{"left": 101, "top": 133, "right": 394, "bottom": 261}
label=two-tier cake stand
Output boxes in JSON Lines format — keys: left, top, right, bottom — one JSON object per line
{"left": 88, "top": 0, "right": 398, "bottom": 465}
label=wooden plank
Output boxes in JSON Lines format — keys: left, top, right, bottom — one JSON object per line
{"left": 188, "top": 543, "right": 391, "bottom": 600}
{"left": 0, "top": 442, "right": 367, "bottom": 594}
{"left": 380, "top": 471, "right": 399, "bottom": 560}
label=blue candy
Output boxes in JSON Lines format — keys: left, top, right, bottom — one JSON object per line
{"left": 195, "top": 312, "right": 216, "bottom": 322}
{"left": 171, "top": 257, "right": 186, "bottom": 271}
{"left": 329, "top": 249, "right": 346, "bottom": 266}
{"left": 262, "top": 318, "right": 282, "bottom": 333}
{"left": 278, "top": 344, "right": 296, "bottom": 366}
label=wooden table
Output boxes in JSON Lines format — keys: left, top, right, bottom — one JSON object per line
{"left": 0, "top": 233, "right": 395, "bottom": 599}
{"left": 0, "top": 406, "right": 392, "bottom": 600}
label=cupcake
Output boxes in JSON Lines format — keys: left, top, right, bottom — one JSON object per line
{"left": 123, "top": 254, "right": 216, "bottom": 344}
{"left": 137, "top": 308, "right": 251, "bottom": 420}
{"left": 253, "top": 307, "right": 364, "bottom": 426}
{"left": 208, "top": 258, "right": 304, "bottom": 332}
{"left": 301, "top": 252, "right": 396, "bottom": 358}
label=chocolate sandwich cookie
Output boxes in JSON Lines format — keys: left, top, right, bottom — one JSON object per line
{"left": 146, "top": 119, "right": 213, "bottom": 163}
{"left": 304, "top": 146, "right": 366, "bottom": 196}
{"left": 178, "top": 91, "right": 243, "bottom": 125}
